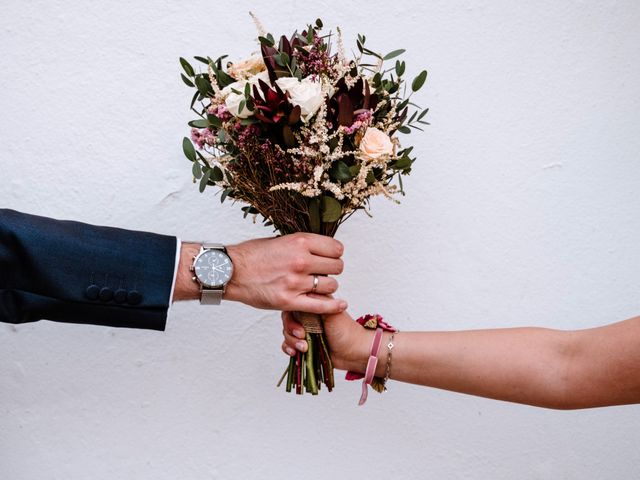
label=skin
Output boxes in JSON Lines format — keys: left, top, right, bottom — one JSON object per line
{"left": 282, "top": 311, "right": 640, "bottom": 409}
{"left": 173, "top": 232, "right": 348, "bottom": 314}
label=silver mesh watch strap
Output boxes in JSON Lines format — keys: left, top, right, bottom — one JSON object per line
{"left": 200, "top": 243, "right": 227, "bottom": 306}
{"left": 201, "top": 288, "right": 223, "bottom": 305}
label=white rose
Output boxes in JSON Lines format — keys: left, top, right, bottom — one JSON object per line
{"left": 275, "top": 76, "right": 324, "bottom": 122}
{"left": 359, "top": 127, "right": 394, "bottom": 159}
{"left": 222, "top": 81, "right": 251, "bottom": 118}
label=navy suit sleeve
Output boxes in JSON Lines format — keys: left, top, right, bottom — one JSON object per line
{"left": 0, "top": 209, "right": 177, "bottom": 331}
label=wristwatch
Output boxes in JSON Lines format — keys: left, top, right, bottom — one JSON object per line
{"left": 190, "top": 243, "right": 234, "bottom": 305}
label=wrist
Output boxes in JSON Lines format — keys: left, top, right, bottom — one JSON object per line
{"left": 172, "top": 243, "right": 201, "bottom": 302}
{"left": 221, "top": 243, "right": 246, "bottom": 302}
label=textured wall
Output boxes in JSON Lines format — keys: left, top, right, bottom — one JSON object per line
{"left": 2, "top": 1, "right": 640, "bottom": 478}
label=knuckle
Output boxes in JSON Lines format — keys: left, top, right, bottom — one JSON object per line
{"left": 291, "top": 256, "right": 307, "bottom": 273}
{"left": 284, "top": 274, "right": 298, "bottom": 289}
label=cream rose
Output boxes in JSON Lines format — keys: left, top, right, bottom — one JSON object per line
{"left": 227, "top": 54, "right": 266, "bottom": 80}
{"left": 359, "top": 127, "right": 394, "bottom": 159}
{"left": 275, "top": 76, "right": 324, "bottom": 122}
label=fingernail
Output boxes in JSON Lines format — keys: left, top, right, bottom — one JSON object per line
{"left": 339, "top": 301, "right": 348, "bottom": 311}
{"left": 296, "top": 341, "right": 306, "bottom": 352}
{"left": 286, "top": 347, "right": 296, "bottom": 356}
{"left": 293, "top": 329, "right": 305, "bottom": 339}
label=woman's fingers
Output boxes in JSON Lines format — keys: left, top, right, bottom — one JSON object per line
{"left": 281, "top": 311, "right": 309, "bottom": 353}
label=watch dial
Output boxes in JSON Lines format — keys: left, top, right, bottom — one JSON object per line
{"left": 194, "top": 249, "right": 233, "bottom": 287}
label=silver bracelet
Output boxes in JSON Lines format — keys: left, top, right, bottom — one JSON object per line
{"left": 382, "top": 330, "right": 398, "bottom": 391}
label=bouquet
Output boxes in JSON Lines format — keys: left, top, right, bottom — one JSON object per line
{"left": 180, "top": 14, "right": 428, "bottom": 395}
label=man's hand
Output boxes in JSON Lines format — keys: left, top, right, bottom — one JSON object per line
{"left": 174, "top": 233, "right": 347, "bottom": 314}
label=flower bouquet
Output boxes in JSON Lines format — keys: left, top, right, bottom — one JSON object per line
{"left": 180, "top": 15, "right": 428, "bottom": 395}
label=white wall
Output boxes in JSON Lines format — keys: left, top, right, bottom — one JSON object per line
{"left": 1, "top": 0, "right": 640, "bottom": 478}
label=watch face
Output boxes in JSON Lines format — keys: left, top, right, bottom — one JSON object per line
{"left": 194, "top": 249, "right": 233, "bottom": 288}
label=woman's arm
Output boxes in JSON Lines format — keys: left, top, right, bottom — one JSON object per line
{"left": 282, "top": 312, "right": 640, "bottom": 409}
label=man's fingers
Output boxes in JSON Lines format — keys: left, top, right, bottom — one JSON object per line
{"left": 307, "top": 256, "right": 344, "bottom": 276}
{"left": 298, "top": 275, "right": 338, "bottom": 295}
{"left": 304, "top": 234, "right": 344, "bottom": 258}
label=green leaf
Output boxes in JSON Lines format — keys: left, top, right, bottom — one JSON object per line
{"left": 192, "top": 161, "right": 203, "bottom": 179}
{"left": 194, "top": 56, "right": 210, "bottom": 64}
{"left": 418, "top": 108, "right": 429, "bottom": 121}
{"left": 181, "top": 74, "right": 195, "bottom": 87}
{"left": 180, "top": 57, "right": 195, "bottom": 77}
{"left": 397, "top": 125, "right": 411, "bottom": 134}
{"left": 190, "top": 91, "right": 199, "bottom": 109}
{"left": 329, "top": 161, "right": 353, "bottom": 182}
{"left": 182, "top": 137, "right": 196, "bottom": 161}
{"left": 188, "top": 119, "right": 208, "bottom": 128}
{"left": 221, "top": 188, "right": 232, "bottom": 203}
{"left": 393, "top": 157, "right": 413, "bottom": 170}
{"left": 384, "top": 49, "right": 405, "bottom": 61}
{"left": 206, "top": 114, "right": 222, "bottom": 128}
{"left": 321, "top": 196, "right": 342, "bottom": 223}
{"left": 211, "top": 166, "right": 224, "bottom": 182}
{"left": 258, "top": 36, "right": 274, "bottom": 47}
{"left": 395, "top": 60, "right": 405, "bottom": 77}
{"left": 199, "top": 169, "right": 211, "bottom": 193}
{"left": 411, "top": 70, "right": 428, "bottom": 92}
{"left": 195, "top": 75, "right": 210, "bottom": 96}
{"left": 315, "top": 18, "right": 323, "bottom": 28}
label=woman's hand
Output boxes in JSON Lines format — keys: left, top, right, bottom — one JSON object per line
{"left": 281, "top": 310, "right": 372, "bottom": 372}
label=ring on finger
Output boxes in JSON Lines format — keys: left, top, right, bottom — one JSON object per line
{"left": 311, "top": 275, "right": 319, "bottom": 293}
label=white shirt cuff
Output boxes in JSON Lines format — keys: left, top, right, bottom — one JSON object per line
{"left": 166, "top": 237, "right": 182, "bottom": 322}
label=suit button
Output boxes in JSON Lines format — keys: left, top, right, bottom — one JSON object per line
{"left": 99, "top": 287, "right": 113, "bottom": 302}
{"left": 127, "top": 290, "right": 142, "bottom": 305}
{"left": 114, "top": 289, "right": 127, "bottom": 304}
{"left": 85, "top": 285, "right": 100, "bottom": 300}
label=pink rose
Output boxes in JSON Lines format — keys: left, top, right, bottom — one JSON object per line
{"left": 359, "top": 127, "right": 394, "bottom": 159}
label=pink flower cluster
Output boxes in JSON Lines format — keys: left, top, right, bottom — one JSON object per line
{"left": 343, "top": 110, "right": 373, "bottom": 135}
{"left": 191, "top": 128, "right": 216, "bottom": 149}
{"left": 207, "top": 104, "right": 232, "bottom": 122}
{"left": 295, "top": 34, "right": 335, "bottom": 77}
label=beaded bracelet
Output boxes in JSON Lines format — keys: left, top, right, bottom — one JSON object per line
{"left": 345, "top": 314, "right": 398, "bottom": 406}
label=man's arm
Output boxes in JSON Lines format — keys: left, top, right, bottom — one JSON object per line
{"left": 0, "top": 209, "right": 347, "bottom": 331}
{"left": 0, "top": 209, "right": 176, "bottom": 330}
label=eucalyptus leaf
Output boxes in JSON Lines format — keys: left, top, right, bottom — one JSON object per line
{"left": 397, "top": 125, "right": 411, "bottom": 134}
{"left": 199, "top": 169, "right": 211, "bottom": 193}
{"left": 258, "top": 36, "right": 274, "bottom": 47}
{"left": 192, "top": 161, "right": 202, "bottom": 179}
{"left": 411, "top": 70, "right": 428, "bottom": 92}
{"left": 181, "top": 74, "right": 195, "bottom": 87}
{"left": 211, "top": 166, "right": 224, "bottom": 182}
{"left": 329, "top": 161, "right": 353, "bottom": 182}
{"left": 194, "top": 56, "right": 210, "bottom": 64}
{"left": 180, "top": 57, "right": 195, "bottom": 77}
{"left": 383, "top": 49, "right": 405, "bottom": 61}
{"left": 182, "top": 137, "right": 196, "bottom": 162}
{"left": 188, "top": 119, "right": 208, "bottom": 128}
{"left": 321, "top": 196, "right": 342, "bottom": 223}
{"left": 195, "top": 75, "right": 210, "bottom": 96}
